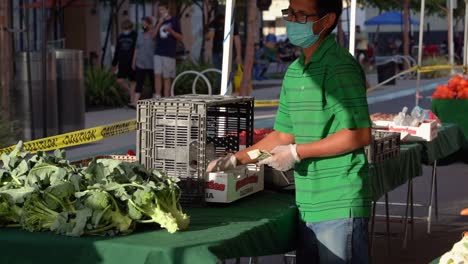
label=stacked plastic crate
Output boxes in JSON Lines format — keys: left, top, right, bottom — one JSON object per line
{"left": 136, "top": 95, "right": 254, "bottom": 206}
{"left": 366, "top": 130, "right": 401, "bottom": 163}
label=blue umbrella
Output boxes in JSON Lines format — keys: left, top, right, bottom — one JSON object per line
{"left": 365, "top": 11, "right": 420, "bottom": 26}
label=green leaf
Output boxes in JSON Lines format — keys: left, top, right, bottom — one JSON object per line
{"left": 27, "top": 163, "right": 65, "bottom": 188}
{"left": 67, "top": 207, "right": 93, "bottom": 237}
{"left": 127, "top": 200, "right": 143, "bottom": 220}
{"left": 0, "top": 187, "right": 36, "bottom": 204}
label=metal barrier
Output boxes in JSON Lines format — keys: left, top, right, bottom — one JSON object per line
{"left": 192, "top": 68, "right": 222, "bottom": 95}
{"left": 171, "top": 70, "right": 212, "bottom": 96}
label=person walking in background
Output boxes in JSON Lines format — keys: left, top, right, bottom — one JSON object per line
{"left": 130, "top": 16, "right": 156, "bottom": 108}
{"left": 355, "top": 25, "right": 368, "bottom": 64}
{"left": 207, "top": 13, "right": 243, "bottom": 70}
{"left": 151, "top": 2, "right": 183, "bottom": 98}
{"left": 112, "top": 19, "right": 137, "bottom": 104}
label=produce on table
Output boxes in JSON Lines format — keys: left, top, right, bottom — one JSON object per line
{"left": 461, "top": 208, "right": 468, "bottom": 216}
{"left": 438, "top": 236, "right": 468, "bottom": 264}
{"left": 433, "top": 75, "right": 468, "bottom": 99}
{"left": 370, "top": 113, "right": 396, "bottom": 122}
{"left": 0, "top": 142, "right": 189, "bottom": 236}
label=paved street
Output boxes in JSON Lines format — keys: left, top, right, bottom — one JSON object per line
{"left": 65, "top": 74, "right": 467, "bottom": 263}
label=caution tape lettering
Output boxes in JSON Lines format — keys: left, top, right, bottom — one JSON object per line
{"left": 62, "top": 130, "right": 98, "bottom": 145}
{"left": 24, "top": 138, "right": 60, "bottom": 153}
{"left": 101, "top": 121, "right": 136, "bottom": 138}
{"left": 0, "top": 119, "right": 138, "bottom": 155}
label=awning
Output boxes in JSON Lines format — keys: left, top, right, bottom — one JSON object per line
{"left": 365, "top": 11, "right": 420, "bottom": 26}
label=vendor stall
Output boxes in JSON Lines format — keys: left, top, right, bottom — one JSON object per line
{"left": 432, "top": 100, "right": 468, "bottom": 144}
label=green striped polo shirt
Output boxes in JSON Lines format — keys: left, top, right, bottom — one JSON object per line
{"left": 274, "top": 34, "right": 372, "bottom": 223}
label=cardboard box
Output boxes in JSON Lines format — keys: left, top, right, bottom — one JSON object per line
{"left": 205, "top": 164, "right": 264, "bottom": 203}
{"left": 373, "top": 120, "right": 438, "bottom": 141}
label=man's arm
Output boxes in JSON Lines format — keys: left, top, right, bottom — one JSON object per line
{"left": 296, "top": 128, "right": 371, "bottom": 159}
{"left": 150, "top": 19, "right": 164, "bottom": 39}
{"left": 234, "top": 131, "right": 295, "bottom": 165}
{"left": 167, "top": 27, "right": 183, "bottom": 42}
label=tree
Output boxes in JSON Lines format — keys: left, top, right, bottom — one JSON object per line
{"left": 0, "top": 0, "right": 12, "bottom": 120}
{"left": 240, "top": 0, "right": 257, "bottom": 96}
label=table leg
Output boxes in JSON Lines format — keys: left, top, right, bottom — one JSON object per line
{"left": 369, "top": 201, "right": 377, "bottom": 261}
{"left": 236, "top": 258, "right": 241, "bottom": 264}
{"left": 284, "top": 252, "right": 296, "bottom": 264}
{"left": 427, "top": 161, "right": 437, "bottom": 234}
{"left": 410, "top": 178, "right": 414, "bottom": 240}
{"left": 248, "top": 257, "right": 258, "bottom": 264}
{"left": 434, "top": 160, "right": 439, "bottom": 221}
{"left": 385, "top": 193, "right": 391, "bottom": 254}
{"left": 402, "top": 178, "right": 411, "bottom": 249}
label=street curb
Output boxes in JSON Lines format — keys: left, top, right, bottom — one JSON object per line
{"left": 367, "top": 80, "right": 445, "bottom": 105}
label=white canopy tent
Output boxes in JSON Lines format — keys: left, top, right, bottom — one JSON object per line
{"left": 220, "top": 0, "right": 236, "bottom": 95}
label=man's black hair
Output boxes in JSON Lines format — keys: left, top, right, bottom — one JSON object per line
{"left": 316, "top": 0, "right": 342, "bottom": 35}
{"left": 159, "top": 1, "right": 169, "bottom": 8}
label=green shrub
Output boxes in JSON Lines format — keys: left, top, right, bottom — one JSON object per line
{"left": 85, "top": 67, "right": 128, "bottom": 107}
{"left": 0, "top": 115, "right": 15, "bottom": 149}
{"left": 421, "top": 56, "right": 451, "bottom": 79}
{"left": 174, "top": 61, "right": 220, "bottom": 95}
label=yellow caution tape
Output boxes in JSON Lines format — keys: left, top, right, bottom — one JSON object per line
{"left": 0, "top": 119, "right": 137, "bottom": 155}
{"left": 254, "top": 100, "right": 280, "bottom": 107}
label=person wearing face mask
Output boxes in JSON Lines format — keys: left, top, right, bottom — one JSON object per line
{"left": 151, "top": 2, "right": 183, "bottom": 98}
{"left": 130, "top": 16, "right": 156, "bottom": 108}
{"left": 112, "top": 19, "right": 137, "bottom": 104}
{"left": 207, "top": 0, "right": 372, "bottom": 263}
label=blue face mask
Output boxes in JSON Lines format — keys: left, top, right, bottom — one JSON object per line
{"left": 286, "top": 15, "right": 328, "bottom": 48}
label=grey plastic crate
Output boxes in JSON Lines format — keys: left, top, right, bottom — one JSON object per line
{"left": 136, "top": 95, "right": 254, "bottom": 206}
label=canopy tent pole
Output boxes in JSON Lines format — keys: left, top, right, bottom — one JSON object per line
{"left": 41, "top": 0, "right": 48, "bottom": 137}
{"left": 464, "top": 0, "right": 468, "bottom": 70}
{"left": 348, "top": 0, "right": 357, "bottom": 56}
{"left": 415, "top": 0, "right": 426, "bottom": 106}
{"left": 448, "top": 0, "right": 455, "bottom": 75}
{"left": 220, "top": 0, "right": 235, "bottom": 95}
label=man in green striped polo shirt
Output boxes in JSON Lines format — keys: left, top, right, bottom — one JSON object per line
{"left": 207, "top": 0, "right": 371, "bottom": 262}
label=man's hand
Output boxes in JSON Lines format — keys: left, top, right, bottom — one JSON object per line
{"left": 206, "top": 153, "right": 237, "bottom": 173}
{"left": 258, "top": 144, "right": 300, "bottom": 172}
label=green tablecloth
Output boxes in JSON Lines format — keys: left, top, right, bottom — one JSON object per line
{"left": 431, "top": 99, "right": 468, "bottom": 142}
{"left": 370, "top": 144, "right": 423, "bottom": 200}
{"left": 0, "top": 191, "right": 297, "bottom": 264}
{"left": 407, "top": 123, "right": 468, "bottom": 165}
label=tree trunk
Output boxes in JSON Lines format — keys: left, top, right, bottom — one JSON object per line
{"left": 403, "top": 0, "right": 411, "bottom": 58}
{"left": 240, "top": 0, "right": 257, "bottom": 96}
{"left": 0, "top": 0, "right": 12, "bottom": 120}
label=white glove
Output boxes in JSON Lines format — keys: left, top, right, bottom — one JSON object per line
{"left": 206, "top": 153, "right": 237, "bottom": 172}
{"left": 258, "top": 144, "right": 300, "bottom": 171}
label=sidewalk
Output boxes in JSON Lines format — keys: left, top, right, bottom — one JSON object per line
{"left": 252, "top": 73, "right": 450, "bottom": 103}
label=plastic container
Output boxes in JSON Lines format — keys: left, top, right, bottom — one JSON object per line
{"left": 136, "top": 95, "right": 255, "bottom": 206}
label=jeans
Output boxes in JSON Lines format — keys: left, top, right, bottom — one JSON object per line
{"left": 296, "top": 218, "right": 369, "bottom": 264}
